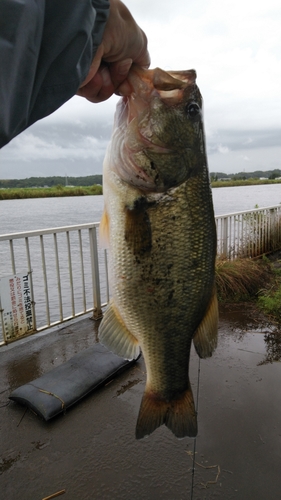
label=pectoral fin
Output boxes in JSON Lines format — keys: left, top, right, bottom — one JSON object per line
{"left": 98, "top": 301, "right": 140, "bottom": 360}
{"left": 193, "top": 287, "right": 218, "bottom": 359}
{"left": 125, "top": 197, "right": 152, "bottom": 255}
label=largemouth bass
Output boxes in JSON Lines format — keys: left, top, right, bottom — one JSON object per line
{"left": 99, "top": 65, "right": 218, "bottom": 439}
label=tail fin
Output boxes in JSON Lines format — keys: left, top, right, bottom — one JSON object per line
{"left": 135, "top": 383, "right": 197, "bottom": 440}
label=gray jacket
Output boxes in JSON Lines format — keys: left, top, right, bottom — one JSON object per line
{"left": 0, "top": 0, "right": 109, "bottom": 148}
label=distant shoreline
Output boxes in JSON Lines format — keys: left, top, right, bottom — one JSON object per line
{"left": 211, "top": 179, "right": 281, "bottom": 188}
{"left": 0, "top": 185, "right": 102, "bottom": 200}
{"left": 0, "top": 179, "right": 280, "bottom": 200}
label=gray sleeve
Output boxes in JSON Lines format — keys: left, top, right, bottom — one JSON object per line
{"left": 0, "top": 0, "right": 110, "bottom": 148}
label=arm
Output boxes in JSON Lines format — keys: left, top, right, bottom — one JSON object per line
{"left": 0, "top": 0, "right": 109, "bottom": 148}
{"left": 0, "top": 0, "right": 149, "bottom": 148}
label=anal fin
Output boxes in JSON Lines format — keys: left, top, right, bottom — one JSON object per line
{"left": 193, "top": 286, "right": 218, "bottom": 359}
{"left": 135, "top": 381, "right": 197, "bottom": 440}
{"left": 98, "top": 301, "right": 140, "bottom": 360}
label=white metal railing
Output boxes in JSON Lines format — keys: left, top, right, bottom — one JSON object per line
{"left": 1, "top": 205, "right": 281, "bottom": 345}
{"left": 216, "top": 205, "right": 281, "bottom": 259}
{"left": 0, "top": 223, "right": 109, "bottom": 345}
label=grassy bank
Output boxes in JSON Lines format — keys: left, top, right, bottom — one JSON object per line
{"left": 216, "top": 255, "right": 281, "bottom": 326}
{"left": 0, "top": 184, "right": 102, "bottom": 200}
{"left": 216, "top": 257, "right": 272, "bottom": 302}
{"left": 211, "top": 178, "right": 281, "bottom": 188}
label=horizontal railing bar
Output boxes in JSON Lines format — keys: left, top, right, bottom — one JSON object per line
{"left": 0, "top": 222, "right": 100, "bottom": 241}
{"left": 0, "top": 302, "right": 109, "bottom": 346}
{"left": 215, "top": 205, "right": 281, "bottom": 219}
{"left": 20, "top": 303, "right": 108, "bottom": 334}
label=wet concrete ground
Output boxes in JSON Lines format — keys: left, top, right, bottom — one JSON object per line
{"left": 0, "top": 309, "right": 280, "bottom": 500}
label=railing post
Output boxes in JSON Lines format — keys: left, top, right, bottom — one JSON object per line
{"left": 270, "top": 208, "right": 276, "bottom": 252}
{"left": 222, "top": 217, "right": 228, "bottom": 258}
{"left": 89, "top": 227, "right": 103, "bottom": 320}
{"left": 0, "top": 294, "right": 7, "bottom": 343}
{"left": 276, "top": 207, "right": 281, "bottom": 245}
{"left": 25, "top": 237, "right": 37, "bottom": 331}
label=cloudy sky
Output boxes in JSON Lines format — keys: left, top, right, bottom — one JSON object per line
{"left": 1, "top": 0, "right": 280, "bottom": 179}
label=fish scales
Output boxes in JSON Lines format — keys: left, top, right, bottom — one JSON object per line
{"left": 99, "top": 65, "right": 218, "bottom": 439}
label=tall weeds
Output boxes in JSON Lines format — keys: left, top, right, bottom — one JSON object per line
{"left": 215, "top": 257, "right": 274, "bottom": 302}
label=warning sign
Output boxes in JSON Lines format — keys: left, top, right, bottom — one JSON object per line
{"left": 0, "top": 273, "right": 35, "bottom": 341}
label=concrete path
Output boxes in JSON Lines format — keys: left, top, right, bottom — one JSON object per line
{"left": 0, "top": 309, "right": 280, "bottom": 500}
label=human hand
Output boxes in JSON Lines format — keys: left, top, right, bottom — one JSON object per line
{"left": 76, "top": 0, "right": 150, "bottom": 103}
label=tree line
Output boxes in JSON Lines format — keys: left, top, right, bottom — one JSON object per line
{"left": 210, "top": 169, "right": 281, "bottom": 181}
{"left": 0, "top": 175, "right": 103, "bottom": 189}
{"left": 1, "top": 170, "right": 281, "bottom": 188}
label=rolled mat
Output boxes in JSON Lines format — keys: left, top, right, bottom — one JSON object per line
{"left": 9, "top": 344, "right": 140, "bottom": 420}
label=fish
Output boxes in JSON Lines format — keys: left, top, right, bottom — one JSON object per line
{"left": 98, "top": 65, "right": 218, "bottom": 439}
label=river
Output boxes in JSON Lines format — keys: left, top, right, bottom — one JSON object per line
{"left": 0, "top": 183, "right": 281, "bottom": 234}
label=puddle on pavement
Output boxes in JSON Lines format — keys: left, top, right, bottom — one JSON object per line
{"left": 219, "top": 305, "right": 281, "bottom": 364}
{"left": 220, "top": 305, "right": 270, "bottom": 331}
{"left": 258, "top": 331, "right": 281, "bottom": 364}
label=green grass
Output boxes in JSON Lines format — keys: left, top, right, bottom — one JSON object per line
{"left": 257, "top": 263, "right": 281, "bottom": 324}
{"left": 211, "top": 178, "right": 281, "bottom": 188}
{"left": 216, "top": 254, "right": 281, "bottom": 325}
{"left": 0, "top": 184, "right": 102, "bottom": 200}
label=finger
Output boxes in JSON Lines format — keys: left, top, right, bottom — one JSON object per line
{"left": 115, "top": 80, "right": 131, "bottom": 96}
{"left": 77, "top": 66, "right": 115, "bottom": 103}
{"left": 107, "top": 59, "right": 132, "bottom": 89}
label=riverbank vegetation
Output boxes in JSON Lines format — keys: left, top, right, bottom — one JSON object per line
{"left": 0, "top": 175, "right": 102, "bottom": 189}
{"left": 258, "top": 258, "right": 281, "bottom": 325}
{"left": 216, "top": 254, "right": 281, "bottom": 326}
{"left": 210, "top": 168, "right": 281, "bottom": 183}
{"left": 0, "top": 184, "right": 102, "bottom": 200}
{"left": 215, "top": 257, "right": 272, "bottom": 302}
{"left": 211, "top": 178, "right": 281, "bottom": 188}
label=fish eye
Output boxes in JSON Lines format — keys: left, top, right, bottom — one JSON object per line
{"left": 186, "top": 102, "right": 201, "bottom": 118}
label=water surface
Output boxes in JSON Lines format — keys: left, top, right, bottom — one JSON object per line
{"left": 0, "top": 184, "right": 280, "bottom": 234}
